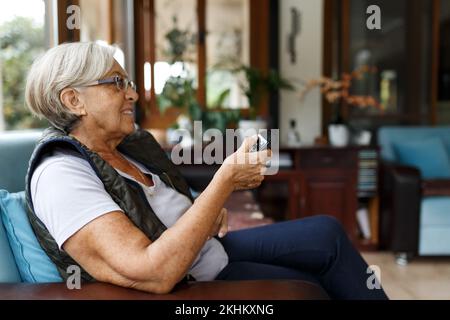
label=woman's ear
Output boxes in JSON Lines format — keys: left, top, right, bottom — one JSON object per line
{"left": 60, "top": 88, "right": 87, "bottom": 116}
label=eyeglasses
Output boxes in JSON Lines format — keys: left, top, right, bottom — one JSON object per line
{"left": 83, "top": 75, "right": 137, "bottom": 92}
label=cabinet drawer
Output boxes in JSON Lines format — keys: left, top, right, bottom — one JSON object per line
{"left": 299, "top": 150, "right": 357, "bottom": 169}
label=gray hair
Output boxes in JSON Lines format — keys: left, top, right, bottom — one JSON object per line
{"left": 25, "top": 42, "right": 115, "bottom": 132}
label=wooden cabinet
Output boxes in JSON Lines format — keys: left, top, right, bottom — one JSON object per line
{"left": 173, "top": 144, "right": 380, "bottom": 250}
{"left": 261, "top": 146, "right": 378, "bottom": 249}
{"left": 298, "top": 148, "right": 358, "bottom": 242}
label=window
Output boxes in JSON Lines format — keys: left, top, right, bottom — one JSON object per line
{"left": 78, "top": 0, "right": 133, "bottom": 71}
{"left": 0, "top": 0, "right": 49, "bottom": 131}
{"left": 0, "top": 0, "right": 136, "bottom": 132}
{"left": 154, "top": 0, "right": 198, "bottom": 109}
{"left": 206, "top": 0, "right": 249, "bottom": 110}
{"left": 134, "top": 0, "right": 265, "bottom": 130}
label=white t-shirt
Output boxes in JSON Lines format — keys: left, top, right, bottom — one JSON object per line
{"left": 30, "top": 147, "right": 228, "bottom": 281}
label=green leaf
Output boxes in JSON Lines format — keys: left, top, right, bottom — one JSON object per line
{"left": 213, "top": 88, "right": 231, "bottom": 108}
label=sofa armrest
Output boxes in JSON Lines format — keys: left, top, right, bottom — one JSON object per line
{"left": 422, "top": 179, "right": 450, "bottom": 196}
{"left": 379, "top": 162, "right": 421, "bottom": 254}
{"left": 0, "top": 280, "right": 329, "bottom": 300}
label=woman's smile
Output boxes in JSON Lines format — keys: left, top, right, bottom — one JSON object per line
{"left": 120, "top": 106, "right": 135, "bottom": 117}
{"left": 122, "top": 110, "right": 134, "bottom": 116}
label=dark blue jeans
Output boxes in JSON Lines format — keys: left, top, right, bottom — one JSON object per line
{"left": 215, "top": 215, "right": 388, "bottom": 300}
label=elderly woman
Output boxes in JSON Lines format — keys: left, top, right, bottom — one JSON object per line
{"left": 24, "top": 42, "right": 387, "bottom": 300}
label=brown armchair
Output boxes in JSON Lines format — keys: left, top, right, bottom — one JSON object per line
{"left": 378, "top": 126, "right": 450, "bottom": 264}
{"left": 379, "top": 162, "right": 421, "bottom": 263}
{"left": 380, "top": 161, "right": 450, "bottom": 264}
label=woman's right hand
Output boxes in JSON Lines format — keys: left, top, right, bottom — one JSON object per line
{"left": 217, "top": 135, "right": 272, "bottom": 191}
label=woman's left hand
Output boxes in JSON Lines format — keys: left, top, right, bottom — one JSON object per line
{"left": 208, "top": 208, "right": 228, "bottom": 239}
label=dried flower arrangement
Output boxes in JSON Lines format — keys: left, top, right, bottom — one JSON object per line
{"left": 297, "top": 65, "right": 384, "bottom": 111}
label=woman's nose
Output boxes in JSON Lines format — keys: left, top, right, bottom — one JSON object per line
{"left": 125, "top": 87, "right": 139, "bottom": 102}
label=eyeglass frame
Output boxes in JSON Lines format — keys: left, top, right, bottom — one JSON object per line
{"left": 82, "top": 75, "right": 137, "bottom": 92}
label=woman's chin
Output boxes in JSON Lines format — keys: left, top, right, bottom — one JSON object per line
{"left": 120, "top": 119, "right": 136, "bottom": 134}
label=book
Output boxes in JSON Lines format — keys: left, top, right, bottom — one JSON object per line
{"left": 356, "top": 207, "right": 371, "bottom": 239}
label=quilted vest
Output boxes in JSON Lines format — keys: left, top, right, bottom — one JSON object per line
{"left": 25, "top": 127, "right": 194, "bottom": 282}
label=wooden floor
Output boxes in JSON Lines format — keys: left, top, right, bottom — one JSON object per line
{"left": 361, "top": 251, "right": 450, "bottom": 300}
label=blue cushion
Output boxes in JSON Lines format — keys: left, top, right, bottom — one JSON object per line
{"left": 378, "top": 126, "right": 450, "bottom": 162}
{"left": 394, "top": 137, "right": 450, "bottom": 179}
{"left": 419, "top": 226, "right": 450, "bottom": 255}
{"left": 0, "top": 216, "right": 21, "bottom": 283}
{"left": 0, "top": 190, "right": 62, "bottom": 283}
{"left": 0, "top": 130, "right": 41, "bottom": 192}
{"left": 420, "top": 197, "right": 450, "bottom": 226}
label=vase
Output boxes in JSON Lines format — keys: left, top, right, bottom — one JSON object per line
{"left": 328, "top": 124, "right": 350, "bottom": 147}
{"left": 328, "top": 103, "right": 350, "bottom": 147}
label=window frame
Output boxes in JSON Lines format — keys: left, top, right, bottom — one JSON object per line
{"left": 134, "top": 0, "right": 272, "bottom": 129}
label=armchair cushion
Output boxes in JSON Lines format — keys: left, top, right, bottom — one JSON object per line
{"left": 420, "top": 197, "right": 450, "bottom": 226}
{"left": 0, "top": 130, "right": 42, "bottom": 193}
{"left": 419, "top": 194, "right": 450, "bottom": 255}
{"left": 0, "top": 190, "right": 62, "bottom": 283}
{"left": 0, "top": 209, "right": 21, "bottom": 283}
{"left": 394, "top": 137, "right": 450, "bottom": 179}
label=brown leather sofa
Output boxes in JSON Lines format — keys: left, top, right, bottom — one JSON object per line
{"left": 0, "top": 280, "right": 329, "bottom": 300}
{"left": 0, "top": 130, "right": 329, "bottom": 300}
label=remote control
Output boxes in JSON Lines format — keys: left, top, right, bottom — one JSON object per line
{"left": 249, "top": 134, "right": 270, "bottom": 152}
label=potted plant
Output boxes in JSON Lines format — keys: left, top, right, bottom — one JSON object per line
{"left": 158, "top": 15, "right": 242, "bottom": 143}
{"left": 234, "top": 65, "right": 294, "bottom": 133}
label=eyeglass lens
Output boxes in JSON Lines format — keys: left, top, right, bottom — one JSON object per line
{"left": 115, "top": 77, "right": 136, "bottom": 91}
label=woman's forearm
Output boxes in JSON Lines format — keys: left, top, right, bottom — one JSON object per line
{"left": 137, "top": 138, "right": 266, "bottom": 292}
{"left": 144, "top": 167, "right": 233, "bottom": 288}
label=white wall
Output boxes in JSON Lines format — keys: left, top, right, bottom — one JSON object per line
{"left": 279, "top": 0, "right": 323, "bottom": 145}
